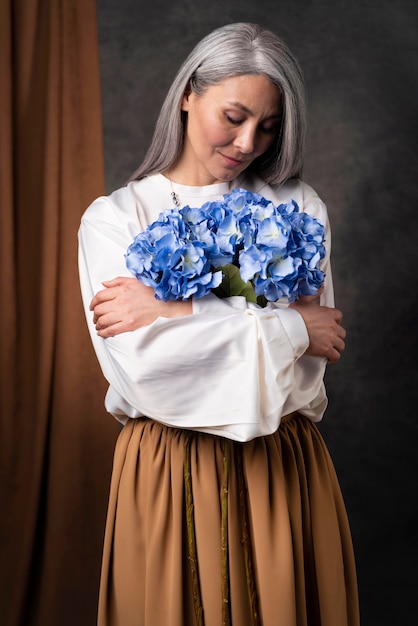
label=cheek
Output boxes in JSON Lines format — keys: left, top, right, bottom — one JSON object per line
{"left": 197, "top": 111, "right": 234, "bottom": 147}
{"left": 255, "top": 134, "right": 276, "bottom": 157}
{"left": 209, "top": 128, "right": 233, "bottom": 147}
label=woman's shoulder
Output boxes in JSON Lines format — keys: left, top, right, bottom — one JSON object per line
{"left": 241, "top": 173, "right": 328, "bottom": 222}
{"left": 81, "top": 174, "right": 163, "bottom": 223}
{"left": 242, "top": 173, "right": 321, "bottom": 203}
{"left": 81, "top": 184, "right": 135, "bottom": 223}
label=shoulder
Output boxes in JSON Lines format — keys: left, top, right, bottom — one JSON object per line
{"left": 241, "top": 173, "right": 329, "bottom": 225}
{"left": 81, "top": 174, "right": 163, "bottom": 225}
{"left": 81, "top": 183, "right": 137, "bottom": 225}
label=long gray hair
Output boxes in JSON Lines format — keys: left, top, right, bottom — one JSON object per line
{"left": 130, "top": 22, "right": 306, "bottom": 186}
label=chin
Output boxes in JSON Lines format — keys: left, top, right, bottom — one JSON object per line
{"left": 217, "top": 169, "right": 243, "bottom": 183}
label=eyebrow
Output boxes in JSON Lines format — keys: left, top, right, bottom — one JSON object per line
{"left": 226, "top": 101, "right": 281, "bottom": 120}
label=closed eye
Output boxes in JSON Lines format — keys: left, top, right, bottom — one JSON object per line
{"left": 225, "top": 113, "right": 279, "bottom": 135}
{"left": 259, "top": 124, "right": 279, "bottom": 135}
{"left": 225, "top": 114, "right": 243, "bottom": 125}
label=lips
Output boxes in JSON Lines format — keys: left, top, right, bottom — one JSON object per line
{"left": 219, "top": 152, "right": 244, "bottom": 167}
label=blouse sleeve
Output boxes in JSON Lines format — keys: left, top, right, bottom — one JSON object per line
{"left": 78, "top": 182, "right": 332, "bottom": 442}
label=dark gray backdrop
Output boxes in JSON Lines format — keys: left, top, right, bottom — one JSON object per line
{"left": 97, "top": 1, "right": 418, "bottom": 624}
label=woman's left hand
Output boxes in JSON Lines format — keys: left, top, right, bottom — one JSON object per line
{"left": 90, "top": 276, "right": 192, "bottom": 338}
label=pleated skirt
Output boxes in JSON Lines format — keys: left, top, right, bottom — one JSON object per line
{"left": 97, "top": 414, "right": 360, "bottom": 626}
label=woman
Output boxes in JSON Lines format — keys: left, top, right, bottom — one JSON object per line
{"left": 79, "top": 22, "right": 359, "bottom": 626}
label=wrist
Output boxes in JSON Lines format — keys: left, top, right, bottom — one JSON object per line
{"left": 164, "top": 299, "right": 193, "bottom": 318}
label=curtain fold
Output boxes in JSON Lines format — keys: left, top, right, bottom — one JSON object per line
{"left": 0, "top": 1, "right": 119, "bottom": 624}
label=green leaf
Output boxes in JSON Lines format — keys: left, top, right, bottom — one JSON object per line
{"left": 212, "top": 264, "right": 257, "bottom": 303}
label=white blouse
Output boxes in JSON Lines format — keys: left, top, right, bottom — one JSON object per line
{"left": 78, "top": 172, "right": 334, "bottom": 442}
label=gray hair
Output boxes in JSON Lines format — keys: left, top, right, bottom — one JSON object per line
{"left": 130, "top": 22, "right": 306, "bottom": 185}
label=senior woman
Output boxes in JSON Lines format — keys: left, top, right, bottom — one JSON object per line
{"left": 79, "top": 22, "right": 359, "bottom": 626}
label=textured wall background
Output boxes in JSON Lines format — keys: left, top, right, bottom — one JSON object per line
{"left": 97, "top": 1, "right": 418, "bottom": 624}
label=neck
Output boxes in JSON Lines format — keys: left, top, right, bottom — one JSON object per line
{"left": 164, "top": 172, "right": 238, "bottom": 209}
{"left": 164, "top": 154, "right": 237, "bottom": 186}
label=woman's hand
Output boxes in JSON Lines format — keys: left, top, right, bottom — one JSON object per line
{"left": 290, "top": 295, "right": 346, "bottom": 363}
{"left": 90, "top": 276, "right": 192, "bottom": 338}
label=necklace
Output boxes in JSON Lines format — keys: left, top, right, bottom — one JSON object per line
{"left": 168, "top": 175, "right": 181, "bottom": 207}
{"left": 167, "top": 173, "right": 242, "bottom": 207}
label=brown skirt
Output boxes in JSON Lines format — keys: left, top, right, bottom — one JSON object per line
{"left": 98, "top": 414, "right": 359, "bottom": 626}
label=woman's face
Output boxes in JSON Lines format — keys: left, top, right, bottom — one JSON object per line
{"left": 175, "top": 74, "right": 282, "bottom": 186}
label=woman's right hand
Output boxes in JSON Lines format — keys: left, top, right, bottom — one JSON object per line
{"left": 90, "top": 276, "right": 192, "bottom": 338}
{"left": 290, "top": 297, "right": 346, "bottom": 363}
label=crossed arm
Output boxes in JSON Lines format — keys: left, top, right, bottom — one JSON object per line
{"left": 90, "top": 276, "right": 346, "bottom": 364}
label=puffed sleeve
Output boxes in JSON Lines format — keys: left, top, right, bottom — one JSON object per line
{"left": 78, "top": 181, "right": 331, "bottom": 442}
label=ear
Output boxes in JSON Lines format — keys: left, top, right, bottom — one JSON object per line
{"left": 181, "top": 82, "right": 193, "bottom": 112}
{"left": 181, "top": 93, "right": 190, "bottom": 112}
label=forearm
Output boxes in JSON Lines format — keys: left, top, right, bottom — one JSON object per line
{"left": 91, "top": 277, "right": 193, "bottom": 337}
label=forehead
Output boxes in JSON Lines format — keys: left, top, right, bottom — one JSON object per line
{"left": 203, "top": 74, "right": 282, "bottom": 115}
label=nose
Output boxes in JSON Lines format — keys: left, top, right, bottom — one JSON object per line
{"left": 234, "top": 125, "right": 256, "bottom": 154}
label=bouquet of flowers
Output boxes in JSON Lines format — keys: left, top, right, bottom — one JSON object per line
{"left": 125, "top": 188, "right": 326, "bottom": 306}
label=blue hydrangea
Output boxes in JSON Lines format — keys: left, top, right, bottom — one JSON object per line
{"left": 125, "top": 189, "right": 326, "bottom": 303}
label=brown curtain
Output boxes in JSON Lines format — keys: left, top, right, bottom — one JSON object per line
{"left": 0, "top": 1, "right": 120, "bottom": 625}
